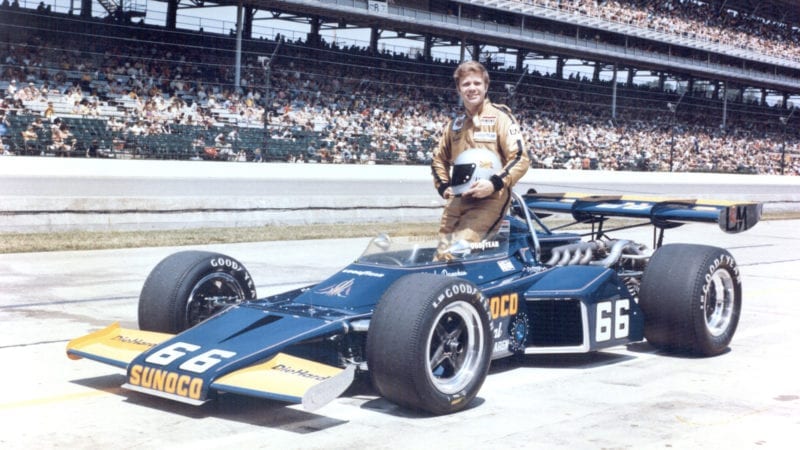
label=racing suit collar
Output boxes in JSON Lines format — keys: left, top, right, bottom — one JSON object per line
{"left": 464, "top": 98, "right": 489, "bottom": 119}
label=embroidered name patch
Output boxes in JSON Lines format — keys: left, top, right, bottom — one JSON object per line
{"left": 473, "top": 131, "right": 497, "bottom": 142}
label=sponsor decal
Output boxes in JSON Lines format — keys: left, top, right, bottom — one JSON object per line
{"left": 470, "top": 240, "right": 500, "bottom": 251}
{"left": 700, "top": 255, "right": 740, "bottom": 308}
{"left": 316, "top": 279, "right": 355, "bottom": 297}
{"left": 499, "top": 220, "right": 510, "bottom": 234}
{"left": 342, "top": 269, "right": 385, "bottom": 278}
{"left": 497, "top": 259, "right": 515, "bottom": 272}
{"left": 480, "top": 116, "right": 497, "bottom": 126}
{"left": 128, "top": 364, "right": 204, "bottom": 400}
{"left": 597, "top": 202, "right": 650, "bottom": 211}
{"left": 433, "top": 268, "right": 468, "bottom": 277}
{"left": 493, "top": 339, "right": 510, "bottom": 353}
{"left": 523, "top": 265, "right": 548, "bottom": 274}
{"left": 113, "top": 335, "right": 159, "bottom": 348}
{"left": 452, "top": 115, "right": 466, "bottom": 131}
{"left": 489, "top": 293, "right": 518, "bottom": 319}
{"left": 272, "top": 363, "right": 330, "bottom": 382}
{"left": 209, "top": 257, "right": 241, "bottom": 270}
{"left": 473, "top": 131, "right": 497, "bottom": 142}
{"left": 433, "top": 282, "right": 479, "bottom": 308}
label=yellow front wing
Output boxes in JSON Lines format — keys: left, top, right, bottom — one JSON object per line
{"left": 66, "top": 322, "right": 173, "bottom": 368}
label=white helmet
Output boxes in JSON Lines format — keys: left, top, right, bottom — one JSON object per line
{"left": 450, "top": 148, "right": 502, "bottom": 195}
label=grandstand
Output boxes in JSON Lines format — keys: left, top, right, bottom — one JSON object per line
{"left": 0, "top": 0, "right": 798, "bottom": 174}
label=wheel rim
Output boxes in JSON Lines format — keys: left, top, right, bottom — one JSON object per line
{"left": 425, "top": 301, "right": 486, "bottom": 395}
{"left": 185, "top": 272, "right": 246, "bottom": 327}
{"left": 705, "top": 268, "right": 736, "bottom": 337}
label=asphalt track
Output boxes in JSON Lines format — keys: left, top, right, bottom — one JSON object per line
{"left": 0, "top": 158, "right": 799, "bottom": 449}
{"left": 1, "top": 223, "right": 799, "bottom": 449}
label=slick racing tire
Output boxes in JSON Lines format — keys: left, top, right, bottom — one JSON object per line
{"left": 639, "top": 244, "right": 741, "bottom": 356}
{"left": 367, "top": 274, "right": 492, "bottom": 415}
{"left": 138, "top": 251, "right": 257, "bottom": 333}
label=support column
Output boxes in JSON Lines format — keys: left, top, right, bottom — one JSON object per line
{"left": 611, "top": 64, "right": 618, "bottom": 119}
{"left": 515, "top": 49, "right": 527, "bottom": 72}
{"left": 243, "top": 5, "right": 253, "bottom": 40}
{"left": 370, "top": 27, "right": 380, "bottom": 54}
{"left": 166, "top": 0, "right": 178, "bottom": 30}
{"left": 423, "top": 35, "right": 433, "bottom": 62}
{"left": 307, "top": 17, "right": 321, "bottom": 47}
{"left": 80, "top": 0, "right": 92, "bottom": 18}
{"left": 592, "top": 62, "right": 602, "bottom": 83}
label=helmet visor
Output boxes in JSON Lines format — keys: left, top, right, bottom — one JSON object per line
{"left": 451, "top": 163, "right": 476, "bottom": 187}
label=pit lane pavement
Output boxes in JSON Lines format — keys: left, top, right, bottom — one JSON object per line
{"left": 0, "top": 219, "right": 798, "bottom": 449}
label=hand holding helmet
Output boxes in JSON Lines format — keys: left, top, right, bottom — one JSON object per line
{"left": 449, "top": 148, "right": 503, "bottom": 199}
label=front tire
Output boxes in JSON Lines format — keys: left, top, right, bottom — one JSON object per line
{"left": 367, "top": 274, "right": 492, "bottom": 415}
{"left": 138, "top": 251, "right": 257, "bottom": 333}
{"left": 639, "top": 244, "right": 741, "bottom": 356}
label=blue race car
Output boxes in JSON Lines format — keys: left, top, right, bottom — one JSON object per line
{"left": 67, "top": 190, "right": 761, "bottom": 415}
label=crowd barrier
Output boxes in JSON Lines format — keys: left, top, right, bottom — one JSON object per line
{"left": 1, "top": 157, "right": 798, "bottom": 233}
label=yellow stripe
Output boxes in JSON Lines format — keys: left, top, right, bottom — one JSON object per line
{"left": 0, "top": 387, "right": 122, "bottom": 410}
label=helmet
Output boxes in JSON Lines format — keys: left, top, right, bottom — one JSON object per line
{"left": 450, "top": 148, "right": 502, "bottom": 195}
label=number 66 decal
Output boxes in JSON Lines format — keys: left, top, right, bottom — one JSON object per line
{"left": 595, "top": 299, "right": 630, "bottom": 342}
{"left": 145, "top": 342, "right": 236, "bottom": 373}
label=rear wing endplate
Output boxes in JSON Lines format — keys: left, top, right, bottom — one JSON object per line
{"left": 523, "top": 191, "right": 762, "bottom": 233}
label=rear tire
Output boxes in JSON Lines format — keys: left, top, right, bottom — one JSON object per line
{"left": 639, "top": 244, "right": 741, "bottom": 356}
{"left": 367, "top": 274, "right": 492, "bottom": 415}
{"left": 138, "top": 251, "right": 257, "bottom": 333}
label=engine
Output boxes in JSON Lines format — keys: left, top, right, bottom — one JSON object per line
{"left": 544, "top": 238, "right": 651, "bottom": 298}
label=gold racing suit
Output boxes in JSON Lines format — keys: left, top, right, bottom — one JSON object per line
{"left": 431, "top": 99, "right": 530, "bottom": 256}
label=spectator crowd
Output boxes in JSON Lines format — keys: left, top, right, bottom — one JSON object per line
{"left": 521, "top": 0, "right": 800, "bottom": 62}
{"left": 0, "top": 1, "right": 797, "bottom": 175}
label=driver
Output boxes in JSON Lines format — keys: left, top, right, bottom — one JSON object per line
{"left": 431, "top": 61, "right": 530, "bottom": 260}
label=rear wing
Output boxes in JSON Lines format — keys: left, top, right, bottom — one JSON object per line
{"left": 523, "top": 191, "right": 762, "bottom": 234}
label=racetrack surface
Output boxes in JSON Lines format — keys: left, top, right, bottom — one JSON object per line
{"left": 1, "top": 220, "right": 798, "bottom": 449}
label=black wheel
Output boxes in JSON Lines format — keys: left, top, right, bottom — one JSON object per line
{"left": 639, "top": 244, "right": 741, "bottom": 356}
{"left": 138, "top": 251, "right": 257, "bottom": 333}
{"left": 367, "top": 274, "right": 492, "bottom": 415}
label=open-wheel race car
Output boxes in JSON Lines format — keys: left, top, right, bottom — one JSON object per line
{"left": 67, "top": 190, "right": 762, "bottom": 415}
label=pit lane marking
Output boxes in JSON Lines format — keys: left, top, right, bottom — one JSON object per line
{"left": 0, "top": 388, "right": 123, "bottom": 410}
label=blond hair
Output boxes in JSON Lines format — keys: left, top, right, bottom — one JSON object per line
{"left": 453, "top": 61, "right": 490, "bottom": 88}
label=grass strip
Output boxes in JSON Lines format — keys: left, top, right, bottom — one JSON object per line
{"left": 1, "top": 211, "right": 794, "bottom": 254}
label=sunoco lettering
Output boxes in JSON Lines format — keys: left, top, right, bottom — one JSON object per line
{"left": 489, "top": 293, "right": 518, "bottom": 319}
{"left": 129, "top": 364, "right": 203, "bottom": 400}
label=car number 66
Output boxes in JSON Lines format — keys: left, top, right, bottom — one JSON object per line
{"left": 145, "top": 342, "right": 237, "bottom": 373}
{"left": 595, "top": 299, "right": 630, "bottom": 342}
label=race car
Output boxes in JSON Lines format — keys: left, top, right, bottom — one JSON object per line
{"left": 67, "top": 190, "right": 762, "bottom": 415}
